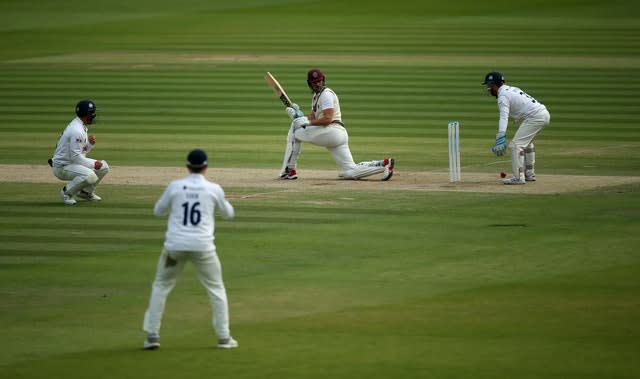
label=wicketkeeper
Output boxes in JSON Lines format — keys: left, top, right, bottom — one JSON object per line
{"left": 483, "top": 72, "right": 551, "bottom": 185}
{"left": 279, "top": 68, "right": 395, "bottom": 181}
{"left": 50, "top": 99, "right": 109, "bottom": 204}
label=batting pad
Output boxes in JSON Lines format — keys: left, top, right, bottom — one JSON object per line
{"left": 346, "top": 165, "right": 384, "bottom": 179}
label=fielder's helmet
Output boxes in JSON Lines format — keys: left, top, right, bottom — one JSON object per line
{"left": 483, "top": 72, "right": 505, "bottom": 86}
{"left": 75, "top": 99, "right": 97, "bottom": 120}
{"left": 187, "top": 149, "right": 208, "bottom": 169}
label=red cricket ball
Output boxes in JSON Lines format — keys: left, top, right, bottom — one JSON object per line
{"left": 500, "top": 172, "right": 507, "bottom": 178}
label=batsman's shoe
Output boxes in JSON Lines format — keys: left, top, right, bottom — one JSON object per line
{"left": 503, "top": 176, "right": 525, "bottom": 185}
{"left": 279, "top": 167, "right": 298, "bottom": 180}
{"left": 60, "top": 186, "right": 76, "bottom": 205}
{"left": 217, "top": 337, "right": 239, "bottom": 349}
{"left": 143, "top": 333, "right": 160, "bottom": 350}
{"left": 76, "top": 190, "right": 102, "bottom": 201}
{"left": 525, "top": 174, "right": 536, "bottom": 182}
{"left": 382, "top": 158, "right": 395, "bottom": 181}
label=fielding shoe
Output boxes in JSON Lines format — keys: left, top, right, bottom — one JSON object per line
{"left": 525, "top": 174, "right": 536, "bottom": 182}
{"left": 217, "top": 337, "right": 239, "bottom": 349}
{"left": 60, "top": 186, "right": 76, "bottom": 205}
{"left": 76, "top": 190, "right": 102, "bottom": 201}
{"left": 143, "top": 333, "right": 160, "bottom": 350}
{"left": 503, "top": 176, "right": 525, "bottom": 185}
{"left": 279, "top": 167, "right": 298, "bottom": 180}
{"left": 382, "top": 158, "right": 395, "bottom": 181}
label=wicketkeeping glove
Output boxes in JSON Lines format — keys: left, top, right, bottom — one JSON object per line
{"left": 491, "top": 132, "right": 507, "bottom": 156}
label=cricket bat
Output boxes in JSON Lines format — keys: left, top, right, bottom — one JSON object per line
{"left": 264, "top": 72, "right": 293, "bottom": 108}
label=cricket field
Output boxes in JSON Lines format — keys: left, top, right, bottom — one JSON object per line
{"left": 0, "top": 1, "right": 639, "bottom": 378}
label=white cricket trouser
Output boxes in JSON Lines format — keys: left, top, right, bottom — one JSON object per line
{"left": 52, "top": 161, "right": 109, "bottom": 195}
{"left": 281, "top": 123, "right": 385, "bottom": 179}
{"left": 143, "top": 249, "right": 231, "bottom": 339}
{"left": 508, "top": 109, "right": 551, "bottom": 179}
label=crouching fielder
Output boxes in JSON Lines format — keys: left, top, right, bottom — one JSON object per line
{"left": 50, "top": 99, "right": 109, "bottom": 204}
{"left": 279, "top": 68, "right": 394, "bottom": 181}
{"left": 483, "top": 72, "right": 551, "bottom": 185}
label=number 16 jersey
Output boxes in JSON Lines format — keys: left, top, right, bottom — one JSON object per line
{"left": 154, "top": 173, "right": 235, "bottom": 252}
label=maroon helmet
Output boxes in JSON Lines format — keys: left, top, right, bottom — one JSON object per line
{"left": 307, "top": 68, "right": 326, "bottom": 92}
{"left": 307, "top": 68, "right": 324, "bottom": 83}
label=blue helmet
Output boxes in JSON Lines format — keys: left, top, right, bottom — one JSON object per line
{"left": 187, "top": 149, "right": 208, "bottom": 169}
{"left": 75, "top": 99, "right": 97, "bottom": 120}
{"left": 483, "top": 72, "right": 505, "bottom": 86}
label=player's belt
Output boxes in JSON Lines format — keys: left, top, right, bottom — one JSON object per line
{"left": 331, "top": 120, "right": 344, "bottom": 127}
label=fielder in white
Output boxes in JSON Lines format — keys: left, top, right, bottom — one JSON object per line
{"left": 50, "top": 99, "right": 109, "bottom": 204}
{"left": 279, "top": 68, "right": 395, "bottom": 181}
{"left": 484, "top": 72, "right": 551, "bottom": 185}
{"left": 142, "top": 149, "right": 238, "bottom": 350}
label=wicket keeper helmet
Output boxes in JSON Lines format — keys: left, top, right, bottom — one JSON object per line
{"left": 75, "top": 99, "right": 97, "bottom": 121}
{"left": 307, "top": 68, "right": 325, "bottom": 91}
{"left": 483, "top": 72, "right": 505, "bottom": 87}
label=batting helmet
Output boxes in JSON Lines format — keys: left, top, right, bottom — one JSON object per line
{"left": 307, "top": 68, "right": 325, "bottom": 83}
{"left": 483, "top": 72, "right": 505, "bottom": 86}
{"left": 307, "top": 68, "right": 326, "bottom": 92}
{"left": 75, "top": 99, "right": 97, "bottom": 120}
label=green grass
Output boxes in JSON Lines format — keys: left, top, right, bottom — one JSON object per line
{"left": 1, "top": 184, "right": 639, "bottom": 379}
{"left": 1, "top": 0, "right": 639, "bottom": 378}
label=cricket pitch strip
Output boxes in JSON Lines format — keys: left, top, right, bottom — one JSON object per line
{"left": 1, "top": 164, "right": 638, "bottom": 195}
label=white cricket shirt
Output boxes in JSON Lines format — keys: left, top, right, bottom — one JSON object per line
{"left": 51, "top": 117, "right": 95, "bottom": 168}
{"left": 496, "top": 85, "right": 548, "bottom": 133}
{"left": 154, "top": 173, "right": 234, "bottom": 252}
{"left": 312, "top": 87, "right": 342, "bottom": 123}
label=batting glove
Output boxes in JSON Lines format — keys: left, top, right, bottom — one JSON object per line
{"left": 292, "top": 116, "right": 310, "bottom": 129}
{"left": 491, "top": 132, "right": 507, "bottom": 156}
{"left": 286, "top": 107, "right": 297, "bottom": 120}
{"left": 292, "top": 103, "right": 305, "bottom": 118}
{"left": 286, "top": 104, "right": 305, "bottom": 120}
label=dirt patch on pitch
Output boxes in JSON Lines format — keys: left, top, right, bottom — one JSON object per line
{"left": 1, "top": 164, "right": 638, "bottom": 195}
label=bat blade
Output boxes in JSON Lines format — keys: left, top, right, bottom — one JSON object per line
{"left": 264, "top": 72, "right": 293, "bottom": 108}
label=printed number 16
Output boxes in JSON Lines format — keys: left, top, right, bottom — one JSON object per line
{"left": 181, "top": 201, "right": 201, "bottom": 226}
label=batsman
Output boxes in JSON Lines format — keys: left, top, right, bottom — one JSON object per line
{"left": 278, "top": 68, "right": 394, "bottom": 181}
{"left": 483, "top": 72, "right": 551, "bottom": 185}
